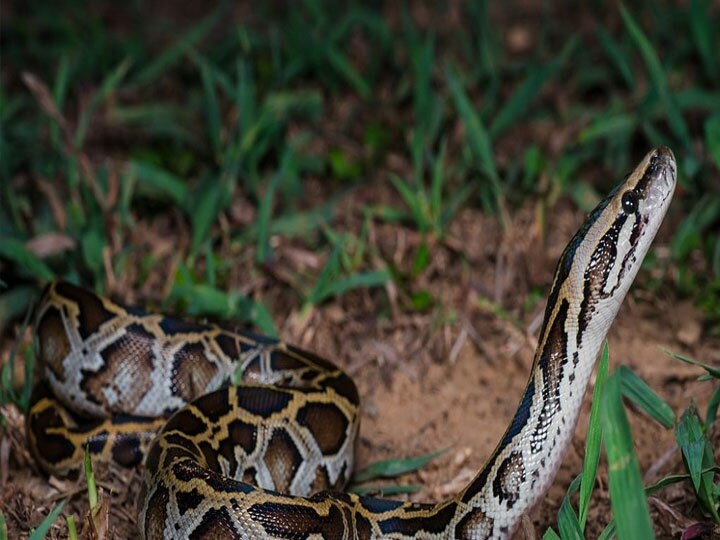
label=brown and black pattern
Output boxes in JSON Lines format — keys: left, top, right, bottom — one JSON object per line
{"left": 29, "top": 148, "right": 677, "bottom": 540}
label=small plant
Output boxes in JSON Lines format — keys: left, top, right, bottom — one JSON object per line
{"left": 546, "top": 345, "right": 720, "bottom": 539}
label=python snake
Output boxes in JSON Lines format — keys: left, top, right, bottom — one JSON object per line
{"left": 27, "top": 147, "right": 676, "bottom": 539}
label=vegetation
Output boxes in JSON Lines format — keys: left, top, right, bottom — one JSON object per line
{"left": 1, "top": 1, "right": 718, "bottom": 538}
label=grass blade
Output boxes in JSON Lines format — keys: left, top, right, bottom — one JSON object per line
{"left": 557, "top": 475, "right": 583, "bottom": 540}
{"left": 689, "top": 0, "right": 718, "bottom": 82}
{"left": 131, "top": 8, "right": 223, "bottom": 87}
{"left": 28, "top": 501, "right": 65, "bottom": 540}
{"left": 446, "top": 65, "right": 498, "bottom": 183}
{"left": 597, "top": 25, "right": 635, "bottom": 89}
{"left": 660, "top": 346, "right": 720, "bottom": 379}
{"left": 446, "top": 65, "right": 508, "bottom": 226}
{"left": 704, "top": 113, "right": 720, "bottom": 171}
{"left": 75, "top": 58, "right": 131, "bottom": 149}
{"left": 675, "top": 402, "right": 720, "bottom": 522}
{"left": 543, "top": 529, "right": 562, "bottom": 540}
{"left": 620, "top": 3, "right": 692, "bottom": 150}
{"left": 197, "top": 53, "right": 222, "bottom": 159}
{"left": 189, "top": 178, "right": 222, "bottom": 257}
{"left": 579, "top": 343, "right": 610, "bottom": 529}
{"left": 128, "top": 160, "right": 189, "bottom": 207}
{"left": 579, "top": 114, "right": 636, "bottom": 144}
{"left": 597, "top": 522, "right": 617, "bottom": 540}
{"left": 489, "top": 37, "right": 576, "bottom": 139}
{"left": 170, "top": 272, "right": 278, "bottom": 336}
{"left": 706, "top": 386, "right": 720, "bottom": 427}
{"left": 310, "top": 270, "right": 390, "bottom": 306}
{"left": 618, "top": 365, "right": 675, "bottom": 428}
{"left": 0, "top": 238, "right": 54, "bottom": 281}
{"left": 352, "top": 448, "right": 448, "bottom": 483}
{"left": 257, "top": 149, "right": 294, "bottom": 263}
{"left": 601, "top": 370, "right": 655, "bottom": 540}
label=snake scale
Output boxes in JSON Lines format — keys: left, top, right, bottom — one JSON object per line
{"left": 27, "top": 147, "right": 676, "bottom": 539}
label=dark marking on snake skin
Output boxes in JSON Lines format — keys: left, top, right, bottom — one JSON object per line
{"left": 247, "top": 501, "right": 347, "bottom": 539}
{"left": 227, "top": 418, "right": 258, "bottom": 455}
{"left": 175, "top": 487, "right": 204, "bottom": 515}
{"left": 636, "top": 149, "right": 671, "bottom": 195}
{"left": 296, "top": 402, "right": 350, "bottom": 455}
{"left": 55, "top": 282, "right": 113, "bottom": 339}
{"left": 157, "top": 444, "right": 202, "bottom": 472}
{"left": 79, "top": 323, "right": 155, "bottom": 412}
{"left": 110, "top": 412, "right": 161, "bottom": 425}
{"left": 579, "top": 215, "right": 626, "bottom": 336}
{"left": 28, "top": 407, "right": 77, "bottom": 464}
{"left": 492, "top": 450, "right": 525, "bottom": 509}
{"left": 286, "top": 344, "right": 338, "bottom": 372}
{"left": 310, "top": 465, "right": 331, "bottom": 492}
{"left": 193, "top": 389, "right": 230, "bottom": 425}
{"left": 501, "top": 379, "right": 535, "bottom": 449}
{"left": 355, "top": 512, "right": 373, "bottom": 540}
{"left": 270, "top": 349, "right": 312, "bottom": 371}
{"left": 312, "top": 489, "right": 354, "bottom": 506}
{"left": 238, "top": 354, "right": 263, "bottom": 383}
{"left": 242, "top": 466, "right": 257, "bottom": 484}
{"left": 124, "top": 304, "right": 146, "bottom": 317}
{"left": 377, "top": 501, "right": 456, "bottom": 535}
{"left": 322, "top": 372, "right": 360, "bottom": 405}
{"left": 143, "top": 484, "right": 170, "bottom": 540}
{"left": 264, "top": 428, "right": 302, "bottom": 492}
{"left": 360, "top": 496, "right": 404, "bottom": 513}
{"left": 234, "top": 386, "right": 293, "bottom": 417}
{"left": 201, "top": 418, "right": 257, "bottom": 477}
{"left": 232, "top": 327, "right": 279, "bottom": 346}
{"left": 111, "top": 433, "right": 145, "bottom": 466}
{"left": 531, "top": 298, "right": 570, "bottom": 454}
{"left": 171, "top": 459, "right": 255, "bottom": 494}
{"left": 455, "top": 508, "right": 494, "bottom": 539}
{"left": 36, "top": 306, "right": 71, "bottom": 382}
{"left": 461, "top": 457, "right": 493, "bottom": 504}
{"left": 188, "top": 506, "right": 241, "bottom": 540}
{"left": 85, "top": 431, "right": 108, "bottom": 454}
{"left": 165, "top": 409, "right": 208, "bottom": 437}
{"left": 172, "top": 342, "right": 219, "bottom": 403}
{"left": 161, "top": 431, "right": 199, "bottom": 449}
{"left": 159, "top": 316, "right": 211, "bottom": 336}
{"left": 458, "top": 378, "right": 536, "bottom": 505}
{"left": 213, "top": 333, "right": 241, "bottom": 359}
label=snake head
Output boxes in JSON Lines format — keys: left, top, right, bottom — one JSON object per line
{"left": 542, "top": 147, "right": 677, "bottom": 344}
{"left": 585, "top": 146, "right": 676, "bottom": 302}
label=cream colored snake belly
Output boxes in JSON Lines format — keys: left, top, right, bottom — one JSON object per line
{"left": 27, "top": 147, "right": 676, "bottom": 539}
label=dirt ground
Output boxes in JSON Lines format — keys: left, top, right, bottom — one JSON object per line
{"left": 1, "top": 187, "right": 719, "bottom": 539}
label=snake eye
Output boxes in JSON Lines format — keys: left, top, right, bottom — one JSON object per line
{"left": 621, "top": 191, "right": 638, "bottom": 214}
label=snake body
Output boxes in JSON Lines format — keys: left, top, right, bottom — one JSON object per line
{"left": 27, "top": 147, "right": 676, "bottom": 539}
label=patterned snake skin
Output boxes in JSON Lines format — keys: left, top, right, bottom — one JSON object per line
{"left": 27, "top": 147, "right": 676, "bottom": 539}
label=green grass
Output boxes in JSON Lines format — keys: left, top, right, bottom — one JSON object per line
{"left": 545, "top": 346, "right": 720, "bottom": 539}
{"left": 1, "top": 0, "right": 719, "bottom": 536}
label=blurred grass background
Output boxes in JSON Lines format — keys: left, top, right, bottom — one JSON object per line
{"left": 1, "top": 1, "right": 719, "bottom": 332}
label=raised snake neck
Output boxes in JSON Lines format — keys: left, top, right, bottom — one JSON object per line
{"left": 28, "top": 147, "right": 676, "bottom": 539}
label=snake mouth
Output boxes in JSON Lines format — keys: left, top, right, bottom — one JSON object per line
{"left": 654, "top": 146, "right": 677, "bottom": 194}
{"left": 637, "top": 146, "right": 677, "bottom": 216}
